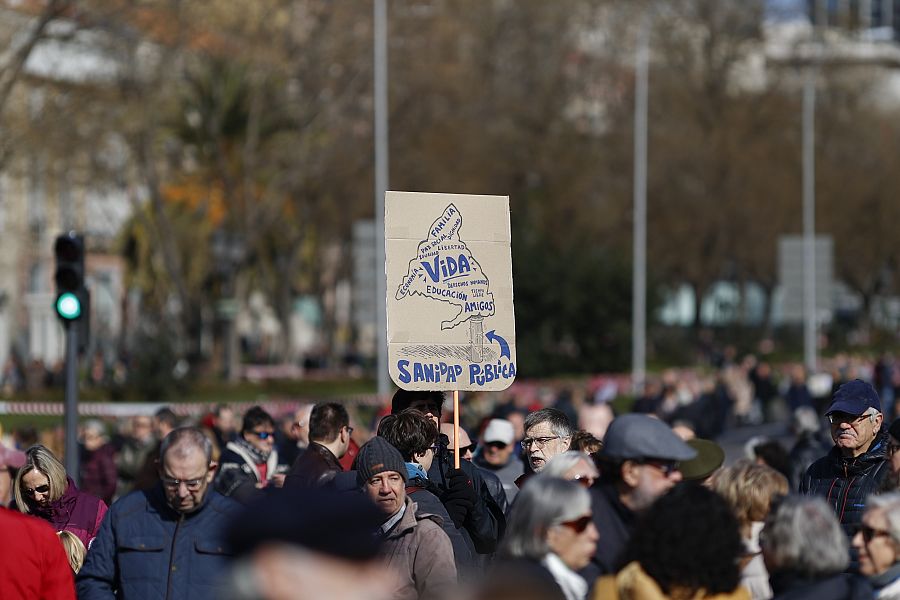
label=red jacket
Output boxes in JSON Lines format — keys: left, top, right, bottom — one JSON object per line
{"left": 0, "top": 507, "right": 75, "bottom": 599}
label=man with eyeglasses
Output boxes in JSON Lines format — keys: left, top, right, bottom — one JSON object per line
{"left": 285, "top": 402, "right": 352, "bottom": 489}
{"left": 800, "top": 379, "right": 890, "bottom": 546}
{"left": 583, "top": 413, "right": 696, "bottom": 582}
{"left": 215, "top": 406, "right": 289, "bottom": 503}
{"left": 516, "top": 407, "right": 575, "bottom": 488}
{"left": 78, "top": 427, "right": 240, "bottom": 599}
{"left": 472, "top": 418, "right": 524, "bottom": 505}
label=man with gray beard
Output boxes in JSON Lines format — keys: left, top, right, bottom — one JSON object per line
{"left": 582, "top": 414, "right": 696, "bottom": 583}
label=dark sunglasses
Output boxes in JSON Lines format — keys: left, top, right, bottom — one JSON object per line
{"left": 486, "top": 441, "right": 509, "bottom": 450}
{"left": 560, "top": 515, "right": 593, "bottom": 533}
{"left": 639, "top": 458, "right": 679, "bottom": 476}
{"left": 860, "top": 524, "right": 892, "bottom": 543}
{"left": 252, "top": 431, "right": 274, "bottom": 440}
{"left": 24, "top": 484, "right": 50, "bottom": 496}
{"left": 457, "top": 443, "right": 477, "bottom": 455}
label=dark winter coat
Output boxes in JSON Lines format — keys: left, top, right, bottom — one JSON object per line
{"left": 428, "top": 433, "right": 505, "bottom": 555}
{"left": 799, "top": 432, "right": 891, "bottom": 536}
{"left": 76, "top": 485, "right": 240, "bottom": 599}
{"left": 80, "top": 443, "right": 118, "bottom": 505}
{"left": 580, "top": 480, "right": 636, "bottom": 584}
{"left": 770, "top": 571, "right": 872, "bottom": 600}
{"left": 214, "top": 441, "right": 287, "bottom": 504}
{"left": 406, "top": 476, "right": 475, "bottom": 572}
{"left": 284, "top": 441, "right": 343, "bottom": 489}
{"left": 488, "top": 556, "right": 566, "bottom": 600}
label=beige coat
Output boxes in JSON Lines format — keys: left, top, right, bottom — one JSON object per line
{"left": 382, "top": 498, "right": 458, "bottom": 600}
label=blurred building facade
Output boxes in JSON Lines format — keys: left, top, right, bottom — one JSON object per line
{"left": 0, "top": 3, "right": 131, "bottom": 377}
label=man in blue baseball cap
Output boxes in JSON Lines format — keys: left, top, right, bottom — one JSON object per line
{"left": 800, "top": 379, "right": 890, "bottom": 550}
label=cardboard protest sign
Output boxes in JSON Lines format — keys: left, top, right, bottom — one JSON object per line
{"left": 386, "top": 191, "right": 516, "bottom": 391}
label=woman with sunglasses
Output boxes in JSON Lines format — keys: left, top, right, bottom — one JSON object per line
{"left": 492, "top": 475, "right": 598, "bottom": 600}
{"left": 853, "top": 493, "right": 900, "bottom": 599}
{"left": 13, "top": 444, "right": 107, "bottom": 549}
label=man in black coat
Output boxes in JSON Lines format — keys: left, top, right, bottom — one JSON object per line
{"left": 391, "top": 389, "right": 505, "bottom": 559}
{"left": 801, "top": 379, "right": 890, "bottom": 542}
{"left": 284, "top": 403, "right": 351, "bottom": 489}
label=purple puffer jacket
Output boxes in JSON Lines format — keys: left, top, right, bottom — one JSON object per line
{"left": 29, "top": 476, "right": 107, "bottom": 549}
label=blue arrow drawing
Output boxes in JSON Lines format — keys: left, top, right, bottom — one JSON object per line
{"left": 485, "top": 330, "right": 510, "bottom": 360}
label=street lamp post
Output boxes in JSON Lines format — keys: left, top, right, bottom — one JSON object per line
{"left": 374, "top": 0, "right": 390, "bottom": 400}
{"left": 632, "top": 15, "right": 650, "bottom": 395}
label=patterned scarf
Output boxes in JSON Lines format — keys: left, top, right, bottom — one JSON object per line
{"left": 234, "top": 436, "right": 271, "bottom": 464}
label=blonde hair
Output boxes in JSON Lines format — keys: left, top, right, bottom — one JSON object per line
{"left": 712, "top": 459, "right": 788, "bottom": 535}
{"left": 57, "top": 530, "right": 86, "bottom": 573}
{"left": 13, "top": 444, "right": 68, "bottom": 513}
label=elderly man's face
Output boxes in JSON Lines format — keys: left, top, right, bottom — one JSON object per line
{"left": 160, "top": 446, "right": 215, "bottom": 514}
{"left": 364, "top": 471, "right": 406, "bottom": 517}
{"left": 523, "top": 421, "right": 570, "bottom": 473}
{"left": 622, "top": 459, "right": 682, "bottom": 511}
{"left": 853, "top": 507, "right": 899, "bottom": 576}
{"left": 830, "top": 411, "right": 882, "bottom": 458}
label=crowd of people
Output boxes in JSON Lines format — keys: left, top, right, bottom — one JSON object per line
{"left": 5, "top": 377, "right": 900, "bottom": 598}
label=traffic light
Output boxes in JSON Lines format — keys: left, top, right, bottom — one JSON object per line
{"left": 54, "top": 233, "right": 85, "bottom": 322}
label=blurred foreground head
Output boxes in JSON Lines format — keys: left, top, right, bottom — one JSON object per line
{"left": 225, "top": 486, "right": 395, "bottom": 600}
{"left": 611, "top": 484, "right": 743, "bottom": 598}
{"left": 760, "top": 495, "right": 849, "bottom": 578}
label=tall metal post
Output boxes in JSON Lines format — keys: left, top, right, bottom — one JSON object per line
{"left": 802, "top": 65, "right": 817, "bottom": 373}
{"left": 374, "top": 0, "right": 390, "bottom": 400}
{"left": 64, "top": 323, "right": 79, "bottom": 484}
{"left": 632, "top": 16, "right": 649, "bottom": 395}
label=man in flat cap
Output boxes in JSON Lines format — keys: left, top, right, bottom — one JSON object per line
{"left": 358, "top": 436, "right": 457, "bottom": 600}
{"left": 801, "top": 379, "right": 890, "bottom": 540}
{"left": 582, "top": 413, "right": 696, "bottom": 582}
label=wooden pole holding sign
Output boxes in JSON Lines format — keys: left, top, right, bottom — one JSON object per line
{"left": 453, "top": 390, "right": 461, "bottom": 469}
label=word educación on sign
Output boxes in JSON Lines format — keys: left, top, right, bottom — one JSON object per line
{"left": 397, "top": 359, "right": 516, "bottom": 386}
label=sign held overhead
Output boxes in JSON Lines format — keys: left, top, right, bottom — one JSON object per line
{"left": 386, "top": 191, "right": 516, "bottom": 391}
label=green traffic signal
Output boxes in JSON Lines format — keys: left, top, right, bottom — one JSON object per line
{"left": 56, "top": 292, "right": 82, "bottom": 320}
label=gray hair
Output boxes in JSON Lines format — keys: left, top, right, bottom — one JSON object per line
{"left": 542, "top": 451, "right": 598, "bottom": 480}
{"left": 13, "top": 444, "right": 68, "bottom": 512}
{"left": 82, "top": 419, "right": 108, "bottom": 440}
{"left": 760, "top": 496, "right": 849, "bottom": 577}
{"left": 159, "top": 427, "right": 213, "bottom": 464}
{"left": 499, "top": 475, "right": 590, "bottom": 560}
{"left": 524, "top": 408, "right": 574, "bottom": 439}
{"left": 867, "top": 493, "right": 900, "bottom": 546}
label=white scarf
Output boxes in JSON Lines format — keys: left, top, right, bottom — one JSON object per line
{"left": 542, "top": 552, "right": 588, "bottom": 600}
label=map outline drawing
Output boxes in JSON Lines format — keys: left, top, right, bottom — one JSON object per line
{"left": 394, "top": 203, "right": 496, "bottom": 331}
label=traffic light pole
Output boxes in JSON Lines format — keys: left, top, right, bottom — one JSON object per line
{"left": 64, "top": 321, "right": 79, "bottom": 485}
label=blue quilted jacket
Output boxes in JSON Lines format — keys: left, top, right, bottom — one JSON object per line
{"left": 799, "top": 432, "right": 890, "bottom": 537}
{"left": 77, "top": 485, "right": 240, "bottom": 599}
